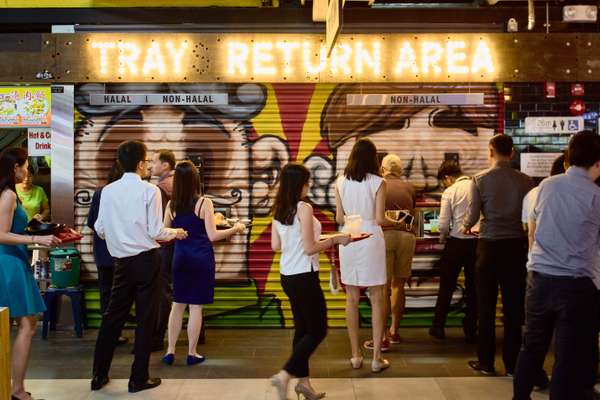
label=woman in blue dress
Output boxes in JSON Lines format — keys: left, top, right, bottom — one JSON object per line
{"left": 0, "top": 147, "right": 61, "bottom": 400}
{"left": 161, "top": 160, "right": 245, "bottom": 366}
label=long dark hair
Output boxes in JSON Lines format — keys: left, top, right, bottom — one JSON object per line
{"left": 107, "top": 161, "right": 124, "bottom": 184}
{"left": 171, "top": 160, "right": 201, "bottom": 215}
{"left": 273, "top": 163, "right": 310, "bottom": 225}
{"left": 344, "top": 138, "right": 381, "bottom": 182}
{"left": 0, "top": 147, "right": 28, "bottom": 196}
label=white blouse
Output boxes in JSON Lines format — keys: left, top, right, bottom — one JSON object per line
{"left": 273, "top": 201, "right": 322, "bottom": 276}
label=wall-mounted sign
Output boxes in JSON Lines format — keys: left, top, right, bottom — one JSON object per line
{"left": 346, "top": 93, "right": 484, "bottom": 106}
{"left": 57, "top": 33, "right": 500, "bottom": 83}
{"left": 27, "top": 127, "right": 51, "bottom": 156}
{"left": 525, "top": 116, "right": 584, "bottom": 134}
{"left": 521, "top": 153, "right": 563, "bottom": 177}
{"left": 89, "top": 93, "right": 228, "bottom": 106}
{"left": 0, "top": 87, "right": 51, "bottom": 127}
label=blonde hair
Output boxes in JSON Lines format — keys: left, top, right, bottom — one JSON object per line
{"left": 381, "top": 154, "right": 403, "bottom": 177}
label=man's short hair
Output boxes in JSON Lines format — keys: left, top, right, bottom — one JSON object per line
{"left": 567, "top": 131, "right": 600, "bottom": 169}
{"left": 381, "top": 154, "right": 403, "bottom": 176}
{"left": 156, "top": 149, "right": 176, "bottom": 170}
{"left": 437, "top": 160, "right": 463, "bottom": 181}
{"left": 117, "top": 140, "right": 147, "bottom": 173}
{"left": 489, "top": 134, "right": 513, "bottom": 157}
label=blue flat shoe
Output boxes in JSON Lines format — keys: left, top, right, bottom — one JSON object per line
{"left": 186, "top": 355, "right": 206, "bottom": 366}
{"left": 162, "top": 353, "right": 175, "bottom": 366}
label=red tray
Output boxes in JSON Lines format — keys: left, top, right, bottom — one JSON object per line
{"left": 351, "top": 233, "right": 372, "bottom": 242}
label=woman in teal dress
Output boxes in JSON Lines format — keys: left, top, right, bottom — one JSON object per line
{"left": 0, "top": 147, "right": 61, "bottom": 400}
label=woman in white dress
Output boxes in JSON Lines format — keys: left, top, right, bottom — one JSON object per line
{"left": 335, "top": 138, "right": 403, "bottom": 373}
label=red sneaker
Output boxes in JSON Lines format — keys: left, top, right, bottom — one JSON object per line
{"left": 388, "top": 332, "right": 402, "bottom": 344}
{"left": 363, "top": 338, "right": 390, "bottom": 352}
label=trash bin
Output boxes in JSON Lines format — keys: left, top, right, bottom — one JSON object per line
{"left": 49, "top": 249, "right": 80, "bottom": 288}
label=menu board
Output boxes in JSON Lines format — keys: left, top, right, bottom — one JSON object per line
{"left": 0, "top": 87, "right": 51, "bottom": 127}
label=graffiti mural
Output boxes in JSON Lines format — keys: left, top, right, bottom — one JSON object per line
{"left": 74, "top": 82, "right": 501, "bottom": 328}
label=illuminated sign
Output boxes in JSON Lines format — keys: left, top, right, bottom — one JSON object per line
{"left": 85, "top": 34, "right": 497, "bottom": 82}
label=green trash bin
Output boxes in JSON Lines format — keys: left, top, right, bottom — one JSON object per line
{"left": 49, "top": 249, "right": 81, "bottom": 288}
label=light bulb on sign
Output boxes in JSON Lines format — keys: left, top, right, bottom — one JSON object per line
{"left": 421, "top": 41, "right": 444, "bottom": 75}
{"left": 226, "top": 41, "right": 249, "bottom": 76}
{"left": 394, "top": 41, "right": 419, "bottom": 75}
{"left": 91, "top": 42, "right": 116, "bottom": 75}
{"left": 331, "top": 43, "right": 353, "bottom": 76}
{"left": 447, "top": 41, "right": 469, "bottom": 74}
{"left": 471, "top": 40, "right": 495, "bottom": 74}
{"left": 166, "top": 41, "right": 189, "bottom": 74}
{"left": 253, "top": 42, "right": 276, "bottom": 76}
{"left": 117, "top": 42, "right": 141, "bottom": 76}
{"left": 142, "top": 41, "right": 166, "bottom": 75}
{"left": 354, "top": 41, "right": 382, "bottom": 76}
{"left": 302, "top": 42, "right": 327, "bottom": 75}
{"left": 276, "top": 41, "right": 300, "bottom": 76}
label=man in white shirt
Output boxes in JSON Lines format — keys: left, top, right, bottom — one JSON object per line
{"left": 430, "top": 160, "right": 478, "bottom": 343}
{"left": 91, "top": 141, "right": 186, "bottom": 394}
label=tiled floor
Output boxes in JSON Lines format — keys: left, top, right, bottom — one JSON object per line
{"left": 22, "top": 327, "right": 557, "bottom": 398}
{"left": 25, "top": 377, "right": 551, "bottom": 399}
{"left": 27, "top": 327, "right": 555, "bottom": 379}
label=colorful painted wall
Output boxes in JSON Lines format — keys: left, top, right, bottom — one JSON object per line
{"left": 74, "top": 82, "right": 501, "bottom": 328}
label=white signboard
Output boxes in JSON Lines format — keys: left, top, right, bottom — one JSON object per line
{"left": 27, "top": 128, "right": 51, "bottom": 156}
{"left": 525, "top": 116, "right": 584, "bottom": 134}
{"left": 89, "top": 93, "right": 228, "bottom": 106}
{"left": 346, "top": 93, "right": 485, "bottom": 106}
{"left": 520, "top": 153, "right": 563, "bottom": 177}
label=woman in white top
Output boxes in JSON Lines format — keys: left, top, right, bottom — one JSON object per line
{"left": 270, "top": 163, "right": 351, "bottom": 400}
{"left": 335, "top": 138, "right": 403, "bottom": 373}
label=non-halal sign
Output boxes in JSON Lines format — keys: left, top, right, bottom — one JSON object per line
{"left": 89, "top": 93, "right": 228, "bottom": 106}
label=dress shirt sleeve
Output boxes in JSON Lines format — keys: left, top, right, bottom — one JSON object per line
{"left": 94, "top": 191, "right": 106, "bottom": 240}
{"left": 530, "top": 184, "right": 543, "bottom": 222}
{"left": 438, "top": 188, "right": 452, "bottom": 238}
{"left": 147, "top": 186, "right": 178, "bottom": 241}
{"left": 463, "top": 178, "right": 481, "bottom": 229}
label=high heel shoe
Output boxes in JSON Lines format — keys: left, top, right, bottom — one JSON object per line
{"left": 294, "top": 383, "right": 326, "bottom": 400}
{"left": 186, "top": 355, "right": 206, "bottom": 366}
{"left": 371, "top": 358, "right": 390, "bottom": 373}
{"left": 161, "top": 353, "right": 175, "bottom": 365}
{"left": 350, "top": 356, "right": 363, "bottom": 369}
{"left": 270, "top": 375, "right": 288, "bottom": 400}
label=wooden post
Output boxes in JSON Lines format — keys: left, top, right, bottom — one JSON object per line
{"left": 0, "top": 307, "right": 10, "bottom": 400}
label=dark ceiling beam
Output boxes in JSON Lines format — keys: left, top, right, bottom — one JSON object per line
{"left": 0, "top": 6, "right": 595, "bottom": 33}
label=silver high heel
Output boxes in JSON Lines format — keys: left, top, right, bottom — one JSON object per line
{"left": 270, "top": 375, "right": 288, "bottom": 400}
{"left": 350, "top": 356, "right": 363, "bottom": 369}
{"left": 294, "top": 383, "right": 326, "bottom": 400}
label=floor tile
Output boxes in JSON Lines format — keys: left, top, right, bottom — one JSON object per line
{"left": 435, "top": 377, "right": 549, "bottom": 400}
{"left": 23, "top": 379, "right": 91, "bottom": 400}
{"left": 352, "top": 378, "right": 446, "bottom": 400}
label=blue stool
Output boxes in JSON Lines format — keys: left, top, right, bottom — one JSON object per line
{"left": 42, "top": 286, "right": 85, "bottom": 339}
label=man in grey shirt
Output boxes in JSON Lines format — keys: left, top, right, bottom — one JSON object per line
{"left": 462, "top": 134, "right": 534, "bottom": 376}
{"left": 514, "top": 131, "right": 600, "bottom": 400}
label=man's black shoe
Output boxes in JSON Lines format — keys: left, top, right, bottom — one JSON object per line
{"left": 429, "top": 326, "right": 445, "bottom": 339}
{"left": 468, "top": 360, "right": 496, "bottom": 376}
{"left": 90, "top": 376, "right": 109, "bottom": 391}
{"left": 128, "top": 378, "right": 162, "bottom": 393}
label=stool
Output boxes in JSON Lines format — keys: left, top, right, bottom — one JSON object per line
{"left": 42, "top": 286, "right": 85, "bottom": 339}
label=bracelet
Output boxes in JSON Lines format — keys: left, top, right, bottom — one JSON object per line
{"left": 329, "top": 237, "right": 335, "bottom": 247}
